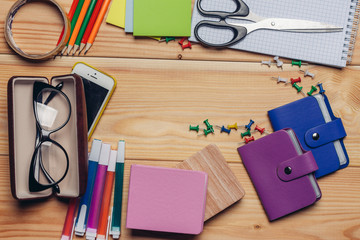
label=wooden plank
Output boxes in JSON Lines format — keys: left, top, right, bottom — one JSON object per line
{"left": 0, "top": 55, "right": 359, "bottom": 167}
{"left": 176, "top": 144, "right": 245, "bottom": 221}
{"left": 0, "top": 157, "right": 359, "bottom": 240}
{"left": 1, "top": 0, "right": 360, "bottom": 65}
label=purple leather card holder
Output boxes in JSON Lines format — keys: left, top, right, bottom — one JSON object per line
{"left": 237, "top": 129, "right": 321, "bottom": 221}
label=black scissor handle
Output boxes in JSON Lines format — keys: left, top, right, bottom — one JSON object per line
{"left": 194, "top": 20, "right": 248, "bottom": 47}
{"left": 197, "top": 0, "right": 250, "bottom": 19}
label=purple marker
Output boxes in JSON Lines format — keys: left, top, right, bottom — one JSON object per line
{"left": 85, "top": 143, "right": 111, "bottom": 240}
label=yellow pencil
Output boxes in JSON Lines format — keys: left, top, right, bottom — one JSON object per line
{"left": 67, "top": 0, "right": 91, "bottom": 55}
{"left": 84, "top": 0, "right": 111, "bottom": 54}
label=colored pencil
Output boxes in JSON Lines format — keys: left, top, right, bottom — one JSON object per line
{"left": 61, "top": 0, "right": 85, "bottom": 55}
{"left": 72, "top": 0, "right": 98, "bottom": 55}
{"left": 84, "top": 0, "right": 111, "bottom": 54}
{"left": 78, "top": 0, "right": 104, "bottom": 54}
{"left": 61, "top": 198, "right": 79, "bottom": 240}
{"left": 67, "top": 0, "right": 91, "bottom": 55}
{"left": 56, "top": 0, "right": 79, "bottom": 46}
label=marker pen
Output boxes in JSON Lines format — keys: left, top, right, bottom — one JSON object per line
{"left": 86, "top": 143, "right": 111, "bottom": 240}
{"left": 96, "top": 150, "right": 117, "bottom": 240}
{"left": 110, "top": 140, "right": 125, "bottom": 239}
{"left": 74, "top": 139, "right": 102, "bottom": 236}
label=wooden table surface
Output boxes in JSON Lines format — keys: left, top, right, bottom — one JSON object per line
{"left": 0, "top": 0, "right": 360, "bottom": 239}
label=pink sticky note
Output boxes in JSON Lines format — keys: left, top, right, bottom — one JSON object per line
{"left": 126, "top": 165, "right": 208, "bottom": 235}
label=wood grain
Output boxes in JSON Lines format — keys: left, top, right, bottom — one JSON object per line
{"left": 176, "top": 144, "right": 245, "bottom": 221}
{"left": 0, "top": 157, "right": 359, "bottom": 240}
{"left": 1, "top": 1, "right": 360, "bottom": 239}
{"left": 1, "top": 0, "right": 360, "bottom": 65}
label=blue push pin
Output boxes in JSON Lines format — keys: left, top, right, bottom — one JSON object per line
{"left": 317, "top": 82, "right": 325, "bottom": 94}
{"left": 245, "top": 119, "right": 255, "bottom": 130}
{"left": 220, "top": 126, "right": 231, "bottom": 134}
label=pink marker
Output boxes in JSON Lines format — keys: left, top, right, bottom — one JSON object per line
{"left": 85, "top": 143, "right": 111, "bottom": 240}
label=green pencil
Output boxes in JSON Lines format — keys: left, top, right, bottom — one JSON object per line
{"left": 110, "top": 140, "right": 125, "bottom": 239}
{"left": 61, "top": 0, "right": 85, "bottom": 55}
{"left": 72, "top": 0, "right": 98, "bottom": 54}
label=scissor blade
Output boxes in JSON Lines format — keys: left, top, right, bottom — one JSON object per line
{"left": 247, "top": 18, "right": 343, "bottom": 33}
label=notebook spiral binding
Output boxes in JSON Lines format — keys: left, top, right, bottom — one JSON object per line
{"left": 343, "top": 0, "right": 360, "bottom": 63}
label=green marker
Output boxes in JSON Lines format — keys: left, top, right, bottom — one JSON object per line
{"left": 110, "top": 140, "right": 125, "bottom": 239}
{"left": 73, "top": 0, "right": 98, "bottom": 54}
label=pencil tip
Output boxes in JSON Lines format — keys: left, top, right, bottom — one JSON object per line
{"left": 67, "top": 46, "right": 73, "bottom": 55}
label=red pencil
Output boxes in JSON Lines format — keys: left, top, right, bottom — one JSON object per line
{"left": 56, "top": 0, "right": 79, "bottom": 46}
{"left": 78, "top": 0, "right": 104, "bottom": 54}
{"left": 60, "top": 198, "right": 79, "bottom": 240}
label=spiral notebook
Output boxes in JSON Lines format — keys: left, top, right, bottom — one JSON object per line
{"left": 189, "top": 0, "right": 360, "bottom": 68}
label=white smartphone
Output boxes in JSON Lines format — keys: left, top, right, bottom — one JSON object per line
{"left": 71, "top": 62, "right": 116, "bottom": 138}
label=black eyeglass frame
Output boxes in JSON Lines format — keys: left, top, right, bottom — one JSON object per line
{"left": 28, "top": 81, "right": 72, "bottom": 193}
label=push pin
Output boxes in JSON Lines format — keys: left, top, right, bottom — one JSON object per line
{"left": 290, "top": 77, "right": 301, "bottom": 85}
{"left": 261, "top": 59, "right": 272, "bottom": 67}
{"left": 239, "top": 136, "right": 255, "bottom": 145}
{"left": 307, "top": 85, "right": 318, "bottom": 96}
{"left": 203, "top": 119, "right": 213, "bottom": 130}
{"left": 241, "top": 129, "right": 251, "bottom": 138}
{"left": 254, "top": 125, "right": 266, "bottom": 134}
{"left": 292, "top": 60, "right": 308, "bottom": 67}
{"left": 273, "top": 56, "right": 283, "bottom": 69}
{"left": 271, "top": 76, "right": 288, "bottom": 84}
{"left": 227, "top": 123, "right": 238, "bottom": 130}
{"left": 199, "top": 128, "right": 214, "bottom": 136}
{"left": 245, "top": 119, "right": 254, "bottom": 130}
{"left": 292, "top": 83, "right": 306, "bottom": 97}
{"left": 160, "top": 37, "right": 176, "bottom": 43}
{"left": 178, "top": 37, "right": 187, "bottom": 46}
{"left": 317, "top": 82, "right": 325, "bottom": 94}
{"left": 220, "top": 126, "right": 231, "bottom": 134}
{"left": 181, "top": 42, "right": 192, "bottom": 50}
{"left": 300, "top": 70, "right": 315, "bottom": 78}
{"left": 189, "top": 125, "right": 200, "bottom": 132}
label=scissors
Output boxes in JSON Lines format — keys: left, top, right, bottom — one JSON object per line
{"left": 194, "top": 0, "right": 343, "bottom": 47}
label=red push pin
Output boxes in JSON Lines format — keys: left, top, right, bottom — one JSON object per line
{"left": 245, "top": 136, "right": 255, "bottom": 144}
{"left": 290, "top": 77, "right": 301, "bottom": 85}
{"left": 181, "top": 41, "right": 192, "bottom": 50}
{"left": 178, "top": 37, "right": 187, "bottom": 46}
{"left": 254, "top": 125, "right": 265, "bottom": 134}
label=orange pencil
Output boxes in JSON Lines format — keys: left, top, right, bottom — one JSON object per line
{"left": 67, "top": 0, "right": 91, "bottom": 54}
{"left": 96, "top": 150, "right": 117, "bottom": 240}
{"left": 84, "top": 0, "right": 111, "bottom": 54}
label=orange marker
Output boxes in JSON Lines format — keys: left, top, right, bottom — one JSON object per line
{"left": 67, "top": 0, "right": 91, "bottom": 54}
{"left": 84, "top": 0, "right": 111, "bottom": 54}
{"left": 96, "top": 150, "right": 117, "bottom": 240}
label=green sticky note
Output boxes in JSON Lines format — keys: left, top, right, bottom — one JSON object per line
{"left": 133, "top": 0, "right": 191, "bottom": 37}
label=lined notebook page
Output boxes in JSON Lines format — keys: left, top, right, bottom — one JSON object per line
{"left": 189, "top": 0, "right": 359, "bottom": 67}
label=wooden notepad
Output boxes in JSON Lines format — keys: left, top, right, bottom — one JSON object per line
{"left": 176, "top": 144, "right": 245, "bottom": 220}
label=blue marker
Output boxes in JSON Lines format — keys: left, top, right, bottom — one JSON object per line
{"left": 74, "top": 139, "right": 102, "bottom": 236}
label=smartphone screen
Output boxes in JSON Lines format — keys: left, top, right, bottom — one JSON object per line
{"left": 79, "top": 76, "right": 109, "bottom": 131}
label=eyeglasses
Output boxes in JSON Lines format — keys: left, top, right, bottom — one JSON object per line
{"left": 29, "top": 81, "right": 71, "bottom": 193}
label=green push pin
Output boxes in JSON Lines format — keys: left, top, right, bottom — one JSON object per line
{"left": 292, "top": 60, "right": 308, "bottom": 67}
{"left": 189, "top": 125, "right": 200, "bottom": 132}
{"left": 307, "top": 85, "right": 318, "bottom": 96}
{"left": 203, "top": 119, "right": 213, "bottom": 131}
{"left": 203, "top": 128, "right": 213, "bottom": 136}
{"left": 160, "top": 37, "right": 176, "bottom": 43}
{"left": 292, "top": 83, "right": 306, "bottom": 97}
{"left": 241, "top": 130, "right": 251, "bottom": 138}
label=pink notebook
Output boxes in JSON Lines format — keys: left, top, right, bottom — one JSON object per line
{"left": 126, "top": 165, "right": 208, "bottom": 234}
